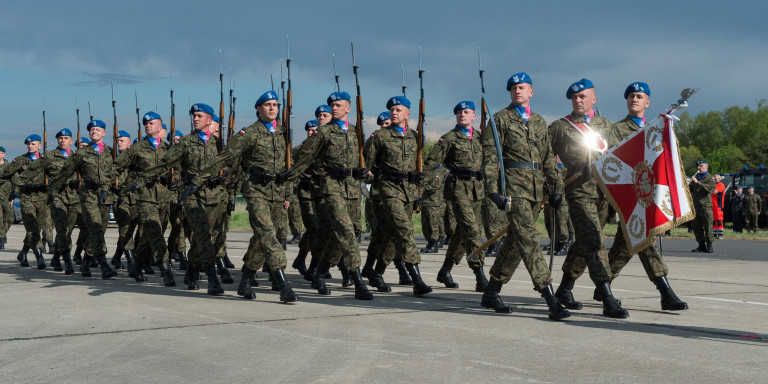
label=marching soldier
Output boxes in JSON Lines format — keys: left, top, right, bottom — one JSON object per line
{"left": 743, "top": 185, "right": 762, "bottom": 233}
{"left": 690, "top": 159, "right": 717, "bottom": 251}
{"left": 730, "top": 187, "right": 745, "bottom": 233}
{"left": 49, "top": 120, "right": 118, "bottom": 279}
{"left": 0, "top": 146, "right": 13, "bottom": 250}
{"left": 291, "top": 117, "right": 319, "bottom": 275}
{"left": 549, "top": 78, "right": 630, "bottom": 318}
{"left": 166, "top": 130, "right": 188, "bottom": 270}
{"left": 423, "top": 101, "right": 489, "bottom": 292}
{"left": 481, "top": 72, "right": 570, "bottom": 320}
{"left": 364, "top": 96, "right": 432, "bottom": 296}
{"left": 419, "top": 163, "right": 445, "bottom": 254}
{"left": 208, "top": 114, "right": 236, "bottom": 282}
{"left": 111, "top": 129, "right": 137, "bottom": 271}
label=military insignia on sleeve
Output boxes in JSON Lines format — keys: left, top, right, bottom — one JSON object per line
{"left": 238, "top": 129, "right": 245, "bottom": 135}
{"left": 438, "top": 138, "right": 444, "bottom": 143}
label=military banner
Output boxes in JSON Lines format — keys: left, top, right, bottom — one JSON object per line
{"left": 594, "top": 114, "right": 695, "bottom": 254}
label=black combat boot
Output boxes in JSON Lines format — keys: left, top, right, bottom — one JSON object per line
{"left": 62, "top": 252, "right": 75, "bottom": 275}
{"left": 142, "top": 257, "right": 155, "bottom": 274}
{"left": 436, "top": 256, "right": 459, "bottom": 288}
{"left": 368, "top": 259, "right": 392, "bottom": 293}
{"left": 443, "top": 234, "right": 452, "bottom": 245}
{"left": 292, "top": 248, "right": 309, "bottom": 276}
{"left": 17, "top": 245, "right": 30, "bottom": 267}
{"left": 205, "top": 264, "right": 224, "bottom": 295}
{"left": 360, "top": 253, "right": 376, "bottom": 279}
{"left": 237, "top": 266, "right": 256, "bottom": 300}
{"left": 554, "top": 242, "right": 569, "bottom": 256}
{"left": 595, "top": 281, "right": 629, "bottom": 318}
{"left": 654, "top": 276, "right": 688, "bottom": 311}
{"left": 304, "top": 256, "right": 319, "bottom": 282}
{"left": 50, "top": 250, "right": 63, "bottom": 272}
{"left": 485, "top": 241, "right": 500, "bottom": 257}
{"left": 555, "top": 274, "right": 583, "bottom": 310}
{"left": 178, "top": 252, "right": 188, "bottom": 271}
{"left": 394, "top": 258, "right": 413, "bottom": 285}
{"left": 350, "top": 267, "right": 374, "bottom": 300}
{"left": 691, "top": 241, "right": 706, "bottom": 252}
{"left": 80, "top": 256, "right": 92, "bottom": 277}
{"left": 706, "top": 242, "right": 713, "bottom": 253}
{"left": 124, "top": 251, "right": 136, "bottom": 278}
{"left": 216, "top": 258, "right": 234, "bottom": 284}
{"left": 47, "top": 240, "right": 54, "bottom": 255}
{"left": 542, "top": 242, "right": 552, "bottom": 252}
{"left": 311, "top": 261, "right": 332, "bottom": 295}
{"left": 159, "top": 262, "right": 176, "bottom": 287}
{"left": 338, "top": 258, "right": 352, "bottom": 287}
{"left": 540, "top": 285, "right": 571, "bottom": 320}
{"left": 223, "top": 254, "right": 235, "bottom": 269}
{"left": 405, "top": 263, "right": 433, "bottom": 296}
{"left": 33, "top": 248, "right": 46, "bottom": 270}
{"left": 96, "top": 254, "right": 117, "bottom": 279}
{"left": 592, "top": 286, "right": 621, "bottom": 306}
{"left": 280, "top": 239, "right": 287, "bottom": 251}
{"left": 89, "top": 255, "right": 98, "bottom": 268}
{"left": 73, "top": 245, "right": 83, "bottom": 265}
{"left": 481, "top": 278, "right": 512, "bottom": 313}
{"left": 111, "top": 246, "right": 124, "bottom": 270}
{"left": 288, "top": 232, "right": 302, "bottom": 244}
{"left": 273, "top": 269, "right": 298, "bottom": 303}
{"left": 130, "top": 258, "right": 147, "bottom": 282}
{"left": 473, "top": 266, "right": 489, "bottom": 292}
{"left": 184, "top": 265, "right": 199, "bottom": 290}
{"left": 269, "top": 269, "right": 280, "bottom": 292}
{"left": 0, "top": 236, "right": 5, "bottom": 249}
{"left": 420, "top": 240, "right": 438, "bottom": 253}
{"left": 436, "top": 235, "right": 446, "bottom": 248}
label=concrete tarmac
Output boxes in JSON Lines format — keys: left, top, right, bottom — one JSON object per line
{"left": 1, "top": 224, "right": 766, "bottom": 383}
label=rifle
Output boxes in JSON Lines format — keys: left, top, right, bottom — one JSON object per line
{"left": 477, "top": 48, "right": 488, "bottom": 136}
{"left": 218, "top": 49, "right": 225, "bottom": 152}
{"left": 42, "top": 98, "right": 48, "bottom": 184}
{"left": 111, "top": 81, "right": 119, "bottom": 187}
{"left": 279, "top": 59, "right": 286, "bottom": 126}
{"left": 75, "top": 95, "right": 82, "bottom": 185}
{"left": 414, "top": 48, "right": 426, "bottom": 214}
{"left": 88, "top": 100, "right": 94, "bottom": 122}
{"left": 351, "top": 41, "right": 365, "bottom": 167}
{"left": 332, "top": 54, "right": 340, "bottom": 92}
{"left": 401, "top": 64, "right": 407, "bottom": 97}
{"left": 135, "top": 91, "right": 142, "bottom": 140}
{"left": 285, "top": 37, "right": 293, "bottom": 169}
{"left": 170, "top": 87, "right": 176, "bottom": 183}
{"left": 188, "top": 94, "right": 193, "bottom": 133}
{"left": 228, "top": 72, "right": 235, "bottom": 144}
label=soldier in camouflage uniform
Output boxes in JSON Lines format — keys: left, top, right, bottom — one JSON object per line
{"left": 549, "top": 79, "right": 629, "bottom": 318}
{"left": 292, "top": 91, "right": 373, "bottom": 300}
{"left": 690, "top": 158, "right": 717, "bottom": 251}
{"left": 1, "top": 134, "right": 47, "bottom": 269}
{"left": 480, "top": 73, "right": 570, "bottom": 320}
{"left": 189, "top": 93, "right": 298, "bottom": 303}
{"left": 49, "top": 119, "right": 117, "bottom": 279}
{"left": 291, "top": 118, "right": 320, "bottom": 276}
{"left": 165, "top": 130, "right": 188, "bottom": 270}
{"left": 743, "top": 186, "right": 762, "bottom": 233}
{"left": 0, "top": 146, "right": 12, "bottom": 250}
{"left": 208, "top": 114, "right": 236, "bottom": 282}
{"left": 34, "top": 128, "right": 79, "bottom": 274}
{"left": 443, "top": 197, "right": 456, "bottom": 245}
{"left": 419, "top": 163, "right": 445, "bottom": 254}
{"left": 114, "top": 111, "right": 176, "bottom": 286}
{"left": 111, "top": 130, "right": 138, "bottom": 271}
{"left": 364, "top": 96, "right": 432, "bottom": 296}
{"left": 424, "top": 101, "right": 490, "bottom": 292}
{"left": 41, "top": 195, "right": 54, "bottom": 254}
{"left": 542, "top": 158, "right": 571, "bottom": 256}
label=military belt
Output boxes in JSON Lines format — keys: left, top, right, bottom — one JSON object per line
{"left": 20, "top": 184, "right": 47, "bottom": 195}
{"left": 326, "top": 167, "right": 353, "bottom": 180}
{"left": 503, "top": 160, "right": 542, "bottom": 171}
{"left": 67, "top": 180, "right": 81, "bottom": 189}
{"left": 377, "top": 169, "right": 424, "bottom": 183}
{"left": 81, "top": 179, "right": 104, "bottom": 191}
{"left": 451, "top": 167, "right": 484, "bottom": 181}
{"left": 298, "top": 178, "right": 312, "bottom": 191}
{"left": 247, "top": 167, "right": 290, "bottom": 184}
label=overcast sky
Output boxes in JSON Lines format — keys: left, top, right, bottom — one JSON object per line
{"left": 2, "top": 0, "right": 767, "bottom": 156}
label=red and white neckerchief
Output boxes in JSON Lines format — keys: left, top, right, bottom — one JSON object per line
{"left": 563, "top": 115, "right": 608, "bottom": 154}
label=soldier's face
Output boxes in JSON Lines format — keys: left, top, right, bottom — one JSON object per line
{"left": 509, "top": 83, "right": 533, "bottom": 106}
{"left": 455, "top": 108, "right": 476, "bottom": 127}
{"left": 571, "top": 88, "right": 596, "bottom": 116}
{"left": 306, "top": 127, "right": 317, "bottom": 137}
{"left": 748, "top": 188, "right": 754, "bottom": 194}
{"left": 89, "top": 127, "right": 105, "bottom": 142}
{"left": 317, "top": 112, "right": 332, "bottom": 126}
{"left": 257, "top": 100, "right": 279, "bottom": 122}
{"left": 27, "top": 141, "right": 41, "bottom": 153}
{"left": 144, "top": 119, "right": 163, "bottom": 137}
{"left": 0, "top": 151, "right": 5, "bottom": 161}
{"left": 57, "top": 136, "right": 72, "bottom": 149}
{"left": 209, "top": 122, "right": 220, "bottom": 137}
{"left": 697, "top": 163, "right": 708, "bottom": 173}
{"left": 380, "top": 119, "right": 392, "bottom": 128}
{"left": 389, "top": 105, "right": 410, "bottom": 126}
{"left": 117, "top": 137, "right": 131, "bottom": 151}
{"left": 193, "top": 112, "right": 212, "bottom": 131}
{"left": 330, "top": 100, "right": 351, "bottom": 121}
{"left": 626, "top": 92, "right": 650, "bottom": 116}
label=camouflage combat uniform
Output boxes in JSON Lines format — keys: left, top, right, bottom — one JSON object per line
{"left": 743, "top": 192, "right": 762, "bottom": 233}
{"left": 0, "top": 159, "right": 13, "bottom": 247}
{"left": 420, "top": 165, "right": 446, "bottom": 244}
{"left": 2, "top": 153, "right": 47, "bottom": 262}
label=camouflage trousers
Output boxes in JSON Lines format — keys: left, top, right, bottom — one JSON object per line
{"left": 544, "top": 200, "right": 571, "bottom": 243}
{"left": 420, "top": 203, "right": 444, "bottom": 242}
{"left": 167, "top": 199, "right": 187, "bottom": 253}
{"left": 114, "top": 201, "right": 138, "bottom": 252}
{"left": 298, "top": 196, "right": 318, "bottom": 254}
{"left": 606, "top": 225, "right": 668, "bottom": 281}
{"left": 368, "top": 198, "right": 420, "bottom": 265}
{"left": 134, "top": 201, "right": 170, "bottom": 264}
{"left": 447, "top": 199, "right": 484, "bottom": 269}
{"left": 277, "top": 205, "right": 287, "bottom": 243}
{"left": 444, "top": 200, "right": 456, "bottom": 236}
{"left": 184, "top": 197, "right": 226, "bottom": 269}
{"left": 692, "top": 204, "right": 715, "bottom": 242}
{"left": 50, "top": 195, "right": 79, "bottom": 254}
{"left": 42, "top": 205, "right": 53, "bottom": 245}
{"left": 20, "top": 193, "right": 47, "bottom": 249}
{"left": 364, "top": 197, "right": 375, "bottom": 232}
{"left": 74, "top": 212, "right": 91, "bottom": 257}
{"left": 560, "top": 197, "right": 612, "bottom": 284}
{"left": 79, "top": 193, "right": 110, "bottom": 256}
{"left": 315, "top": 194, "right": 361, "bottom": 269}
{"left": 216, "top": 212, "right": 230, "bottom": 259}
{"left": 242, "top": 197, "right": 287, "bottom": 271}
{"left": 745, "top": 211, "right": 759, "bottom": 232}
{"left": 488, "top": 198, "right": 552, "bottom": 291}
{"left": 482, "top": 197, "right": 508, "bottom": 240}
{"left": 287, "top": 198, "right": 303, "bottom": 235}
{"left": 0, "top": 192, "right": 12, "bottom": 239}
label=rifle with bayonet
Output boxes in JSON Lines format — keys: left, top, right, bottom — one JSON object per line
{"left": 228, "top": 73, "right": 235, "bottom": 144}
{"left": 170, "top": 88, "right": 176, "bottom": 184}
{"left": 333, "top": 54, "right": 340, "bottom": 92}
{"left": 351, "top": 42, "right": 365, "bottom": 168}
{"left": 135, "top": 91, "right": 142, "bottom": 140}
{"left": 414, "top": 48, "right": 425, "bottom": 213}
{"left": 280, "top": 59, "right": 286, "bottom": 127}
{"left": 285, "top": 38, "right": 293, "bottom": 169}
{"left": 42, "top": 99, "right": 48, "bottom": 184}
{"left": 111, "top": 82, "right": 119, "bottom": 193}
{"left": 401, "top": 64, "right": 407, "bottom": 97}
{"left": 218, "top": 49, "right": 225, "bottom": 152}
{"left": 75, "top": 96, "right": 82, "bottom": 186}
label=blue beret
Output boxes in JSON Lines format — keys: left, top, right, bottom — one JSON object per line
{"left": 315, "top": 105, "right": 331, "bottom": 117}
{"left": 132, "top": 138, "right": 138, "bottom": 144}
{"left": 377, "top": 111, "right": 390, "bottom": 125}
{"left": 624, "top": 82, "right": 651, "bottom": 99}
{"left": 212, "top": 114, "right": 220, "bottom": 123}
{"left": 506, "top": 72, "right": 532, "bottom": 91}
{"left": 327, "top": 91, "right": 351, "bottom": 105}
{"left": 190, "top": 103, "right": 214, "bottom": 116}
{"left": 55, "top": 128, "right": 73, "bottom": 138}
{"left": 566, "top": 78, "right": 594, "bottom": 99}
{"left": 142, "top": 111, "right": 162, "bottom": 125}
{"left": 0, "top": 146, "right": 5, "bottom": 153}
{"left": 25, "top": 134, "right": 42, "bottom": 144}
{"left": 87, "top": 119, "right": 107, "bottom": 130}
{"left": 748, "top": 185, "right": 755, "bottom": 189}
{"left": 166, "top": 130, "right": 183, "bottom": 141}
{"left": 161, "top": 123, "right": 167, "bottom": 130}
{"left": 117, "top": 130, "right": 131, "bottom": 139}
{"left": 697, "top": 159, "right": 708, "bottom": 165}
{"left": 80, "top": 137, "right": 91, "bottom": 145}
{"left": 255, "top": 90, "right": 278, "bottom": 108}
{"left": 453, "top": 101, "right": 475, "bottom": 115}
{"left": 305, "top": 119, "right": 318, "bottom": 130}
{"left": 386, "top": 96, "right": 411, "bottom": 110}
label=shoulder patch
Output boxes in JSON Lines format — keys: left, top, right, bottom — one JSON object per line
{"left": 438, "top": 138, "right": 444, "bottom": 143}
{"left": 238, "top": 129, "right": 245, "bottom": 135}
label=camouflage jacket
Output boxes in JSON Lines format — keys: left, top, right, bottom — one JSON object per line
{"left": 293, "top": 120, "right": 362, "bottom": 199}
{"left": 50, "top": 144, "right": 116, "bottom": 204}
{"left": 424, "top": 125, "right": 484, "bottom": 201}
{"left": 3, "top": 153, "right": 46, "bottom": 201}
{"left": 689, "top": 171, "right": 716, "bottom": 207}
{"left": 743, "top": 193, "right": 762, "bottom": 214}
{"left": 114, "top": 138, "right": 172, "bottom": 204}
{"left": 0, "top": 160, "right": 12, "bottom": 195}
{"left": 33, "top": 148, "right": 80, "bottom": 204}
{"left": 421, "top": 165, "right": 446, "bottom": 206}
{"left": 197, "top": 121, "right": 288, "bottom": 201}
{"left": 481, "top": 103, "right": 563, "bottom": 201}
{"left": 364, "top": 125, "right": 419, "bottom": 202}
{"left": 550, "top": 113, "right": 613, "bottom": 200}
